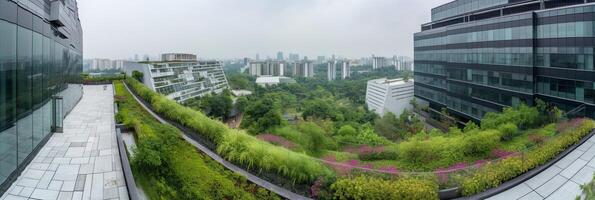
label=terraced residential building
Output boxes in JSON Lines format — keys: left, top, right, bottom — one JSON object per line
{"left": 0, "top": 0, "right": 84, "bottom": 192}
{"left": 123, "top": 53, "right": 229, "bottom": 102}
{"left": 415, "top": 0, "right": 595, "bottom": 122}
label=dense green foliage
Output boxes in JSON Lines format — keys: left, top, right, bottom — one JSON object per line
{"left": 330, "top": 176, "right": 439, "bottom": 200}
{"left": 124, "top": 78, "right": 333, "bottom": 184}
{"left": 374, "top": 111, "right": 424, "bottom": 141}
{"left": 579, "top": 174, "right": 595, "bottom": 200}
{"left": 114, "top": 82, "right": 278, "bottom": 200}
{"left": 184, "top": 90, "right": 234, "bottom": 120}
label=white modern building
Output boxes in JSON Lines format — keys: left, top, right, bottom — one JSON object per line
{"left": 90, "top": 59, "right": 112, "bottom": 71}
{"left": 365, "top": 78, "right": 415, "bottom": 116}
{"left": 123, "top": 53, "right": 229, "bottom": 102}
{"left": 248, "top": 61, "right": 286, "bottom": 77}
{"left": 327, "top": 60, "right": 351, "bottom": 81}
{"left": 292, "top": 60, "right": 315, "bottom": 78}
{"left": 255, "top": 76, "right": 296, "bottom": 87}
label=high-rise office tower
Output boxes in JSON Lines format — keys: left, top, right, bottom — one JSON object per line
{"left": 277, "top": 51, "right": 284, "bottom": 61}
{"left": 0, "top": 0, "right": 84, "bottom": 191}
{"left": 414, "top": 0, "right": 595, "bottom": 121}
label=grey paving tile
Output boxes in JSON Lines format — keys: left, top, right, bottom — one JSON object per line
{"left": 18, "top": 187, "right": 34, "bottom": 198}
{"left": 57, "top": 192, "right": 73, "bottom": 200}
{"left": 578, "top": 141, "right": 594, "bottom": 152}
{"left": 7, "top": 186, "right": 23, "bottom": 196}
{"left": 17, "top": 178, "right": 39, "bottom": 188}
{"left": 581, "top": 144, "right": 595, "bottom": 161}
{"left": 560, "top": 159, "right": 588, "bottom": 179}
{"left": 1, "top": 195, "right": 27, "bottom": 200}
{"left": 90, "top": 172, "right": 104, "bottom": 200}
{"left": 48, "top": 180, "right": 63, "bottom": 191}
{"left": 31, "top": 188, "right": 59, "bottom": 200}
{"left": 555, "top": 150, "right": 584, "bottom": 169}
{"left": 54, "top": 165, "right": 80, "bottom": 181}
{"left": 487, "top": 183, "right": 532, "bottom": 200}
{"left": 525, "top": 165, "right": 563, "bottom": 190}
{"left": 62, "top": 181, "right": 76, "bottom": 192}
{"left": 545, "top": 181, "right": 581, "bottom": 200}
{"left": 22, "top": 169, "right": 46, "bottom": 180}
{"left": 519, "top": 191, "right": 544, "bottom": 200}
{"left": 570, "top": 166, "right": 595, "bottom": 185}
{"left": 72, "top": 192, "right": 83, "bottom": 200}
{"left": 536, "top": 175, "right": 568, "bottom": 197}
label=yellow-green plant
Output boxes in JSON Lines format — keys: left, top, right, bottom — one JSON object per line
{"left": 331, "top": 176, "right": 439, "bottom": 200}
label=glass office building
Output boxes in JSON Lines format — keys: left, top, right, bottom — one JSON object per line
{"left": 415, "top": 0, "right": 595, "bottom": 121}
{"left": 0, "top": 0, "right": 83, "bottom": 193}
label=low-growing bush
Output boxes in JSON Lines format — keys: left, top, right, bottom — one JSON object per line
{"left": 499, "top": 123, "right": 519, "bottom": 141}
{"left": 330, "top": 176, "right": 438, "bottom": 200}
{"left": 462, "top": 130, "right": 501, "bottom": 157}
{"left": 462, "top": 119, "right": 595, "bottom": 196}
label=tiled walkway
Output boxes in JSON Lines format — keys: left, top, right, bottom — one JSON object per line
{"left": 1, "top": 85, "right": 128, "bottom": 200}
{"left": 488, "top": 134, "right": 595, "bottom": 200}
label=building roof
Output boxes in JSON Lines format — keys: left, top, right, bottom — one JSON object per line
{"left": 369, "top": 78, "right": 414, "bottom": 86}
{"left": 255, "top": 76, "right": 296, "bottom": 84}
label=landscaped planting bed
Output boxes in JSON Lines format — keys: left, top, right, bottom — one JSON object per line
{"left": 114, "top": 82, "right": 280, "bottom": 200}
{"left": 124, "top": 77, "right": 595, "bottom": 199}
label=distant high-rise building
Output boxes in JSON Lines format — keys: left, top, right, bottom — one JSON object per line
{"left": 317, "top": 56, "right": 326, "bottom": 64}
{"left": 255, "top": 53, "right": 260, "bottom": 61}
{"left": 393, "top": 56, "right": 413, "bottom": 71}
{"left": 327, "top": 60, "right": 351, "bottom": 81}
{"left": 415, "top": 0, "right": 595, "bottom": 121}
{"left": 277, "top": 52, "right": 284, "bottom": 61}
{"left": 372, "top": 56, "right": 389, "bottom": 69}
{"left": 123, "top": 53, "right": 229, "bottom": 102}
{"left": 289, "top": 53, "right": 300, "bottom": 61}
{"left": 248, "top": 61, "right": 286, "bottom": 77}
{"left": 292, "top": 60, "right": 315, "bottom": 78}
{"left": 91, "top": 59, "right": 113, "bottom": 71}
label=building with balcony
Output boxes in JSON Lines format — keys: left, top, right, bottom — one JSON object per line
{"left": 0, "top": 0, "right": 84, "bottom": 193}
{"left": 372, "top": 56, "right": 389, "bottom": 69}
{"left": 415, "top": 0, "right": 595, "bottom": 121}
{"left": 365, "top": 78, "right": 415, "bottom": 116}
{"left": 123, "top": 54, "right": 229, "bottom": 102}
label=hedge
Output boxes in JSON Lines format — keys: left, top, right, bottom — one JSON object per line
{"left": 462, "top": 119, "right": 595, "bottom": 196}
{"left": 124, "top": 78, "right": 333, "bottom": 183}
{"left": 330, "top": 176, "right": 439, "bottom": 200}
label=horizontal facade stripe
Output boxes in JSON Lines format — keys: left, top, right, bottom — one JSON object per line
{"left": 536, "top": 67, "right": 595, "bottom": 82}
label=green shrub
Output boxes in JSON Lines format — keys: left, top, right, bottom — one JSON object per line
{"left": 337, "top": 125, "right": 357, "bottom": 136}
{"left": 462, "top": 119, "right": 595, "bottom": 196}
{"left": 125, "top": 78, "right": 334, "bottom": 183}
{"left": 499, "top": 123, "right": 519, "bottom": 141}
{"left": 462, "top": 130, "right": 501, "bottom": 157}
{"left": 399, "top": 139, "right": 442, "bottom": 166}
{"left": 330, "top": 176, "right": 438, "bottom": 200}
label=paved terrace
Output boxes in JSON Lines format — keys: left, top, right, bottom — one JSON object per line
{"left": 1, "top": 85, "right": 128, "bottom": 200}
{"left": 488, "top": 134, "right": 595, "bottom": 200}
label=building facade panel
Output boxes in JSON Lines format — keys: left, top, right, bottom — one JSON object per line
{"left": 0, "top": 0, "right": 83, "bottom": 193}
{"left": 415, "top": 0, "right": 595, "bottom": 121}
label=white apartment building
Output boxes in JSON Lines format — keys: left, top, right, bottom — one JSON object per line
{"left": 123, "top": 53, "right": 229, "bottom": 102}
{"left": 327, "top": 60, "right": 351, "bottom": 81}
{"left": 292, "top": 60, "right": 315, "bottom": 78}
{"left": 248, "top": 61, "right": 286, "bottom": 77}
{"left": 365, "top": 78, "right": 415, "bottom": 116}
{"left": 91, "top": 59, "right": 112, "bottom": 71}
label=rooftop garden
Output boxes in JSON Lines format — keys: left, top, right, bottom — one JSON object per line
{"left": 123, "top": 67, "right": 595, "bottom": 199}
{"left": 114, "top": 81, "right": 280, "bottom": 200}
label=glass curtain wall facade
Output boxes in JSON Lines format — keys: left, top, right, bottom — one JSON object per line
{"left": 415, "top": 0, "right": 595, "bottom": 121}
{"left": 0, "top": 0, "right": 83, "bottom": 193}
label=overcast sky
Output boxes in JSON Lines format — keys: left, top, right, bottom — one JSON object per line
{"left": 78, "top": 0, "right": 448, "bottom": 60}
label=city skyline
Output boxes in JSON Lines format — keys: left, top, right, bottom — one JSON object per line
{"left": 78, "top": 0, "right": 449, "bottom": 60}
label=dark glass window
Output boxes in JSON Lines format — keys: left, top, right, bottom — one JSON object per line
{"left": 0, "top": 20, "right": 18, "bottom": 184}
{"left": 16, "top": 26, "right": 33, "bottom": 165}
